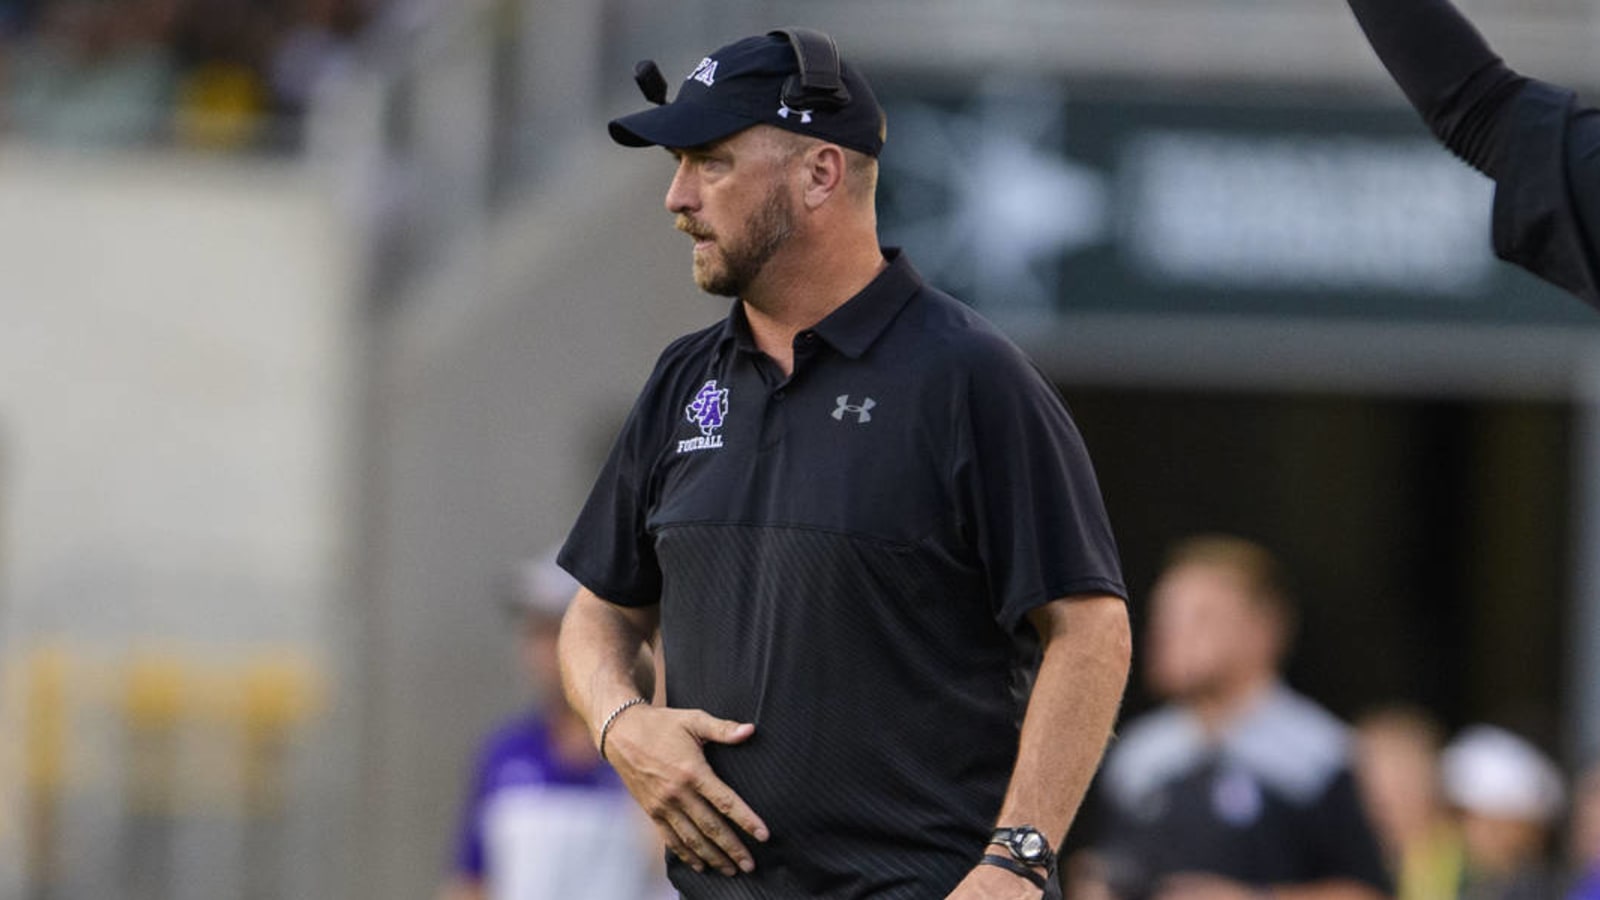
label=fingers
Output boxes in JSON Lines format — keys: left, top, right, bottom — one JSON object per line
{"left": 696, "top": 769, "right": 770, "bottom": 844}
{"left": 659, "top": 805, "right": 743, "bottom": 876}
{"left": 613, "top": 707, "right": 769, "bottom": 877}
{"left": 685, "top": 710, "right": 757, "bottom": 746}
{"left": 656, "top": 809, "right": 697, "bottom": 871}
{"left": 654, "top": 773, "right": 763, "bottom": 875}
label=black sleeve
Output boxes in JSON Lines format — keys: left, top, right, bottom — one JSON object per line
{"left": 1346, "top": 0, "right": 1523, "bottom": 175}
{"left": 953, "top": 337, "right": 1126, "bottom": 633}
{"left": 1348, "top": 0, "right": 1600, "bottom": 307}
{"left": 558, "top": 350, "right": 686, "bottom": 608}
{"left": 1305, "top": 769, "right": 1395, "bottom": 895}
{"left": 1491, "top": 84, "right": 1600, "bottom": 306}
{"left": 1571, "top": 106, "right": 1600, "bottom": 268}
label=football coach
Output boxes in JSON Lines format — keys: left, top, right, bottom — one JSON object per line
{"left": 555, "top": 26, "right": 1132, "bottom": 900}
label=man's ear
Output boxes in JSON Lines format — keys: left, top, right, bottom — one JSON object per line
{"left": 801, "top": 143, "right": 847, "bottom": 210}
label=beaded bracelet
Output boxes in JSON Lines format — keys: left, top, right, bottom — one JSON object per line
{"left": 597, "top": 696, "right": 649, "bottom": 761}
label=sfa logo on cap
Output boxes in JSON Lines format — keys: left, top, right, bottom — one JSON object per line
{"left": 688, "top": 57, "right": 717, "bottom": 87}
{"left": 679, "top": 380, "right": 728, "bottom": 454}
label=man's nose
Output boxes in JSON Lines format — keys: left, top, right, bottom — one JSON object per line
{"left": 665, "top": 160, "right": 698, "bottom": 214}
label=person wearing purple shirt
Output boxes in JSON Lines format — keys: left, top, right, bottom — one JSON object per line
{"left": 439, "top": 554, "right": 668, "bottom": 900}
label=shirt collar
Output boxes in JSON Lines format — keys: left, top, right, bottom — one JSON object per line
{"left": 714, "top": 248, "right": 922, "bottom": 360}
{"left": 811, "top": 248, "right": 920, "bottom": 359}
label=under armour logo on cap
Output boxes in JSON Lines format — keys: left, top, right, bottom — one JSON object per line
{"left": 778, "top": 103, "right": 812, "bottom": 124}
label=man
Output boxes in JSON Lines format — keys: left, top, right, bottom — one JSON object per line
{"left": 556, "top": 28, "right": 1131, "bottom": 900}
{"left": 1076, "top": 536, "right": 1391, "bottom": 900}
{"left": 1345, "top": 0, "right": 1600, "bottom": 308}
{"left": 1439, "top": 725, "right": 1566, "bottom": 900}
{"left": 440, "top": 553, "right": 668, "bottom": 900}
{"left": 1352, "top": 706, "right": 1464, "bottom": 900}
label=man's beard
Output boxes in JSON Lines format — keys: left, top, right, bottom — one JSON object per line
{"left": 688, "top": 184, "right": 796, "bottom": 298}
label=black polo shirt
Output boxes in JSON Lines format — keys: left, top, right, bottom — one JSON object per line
{"left": 560, "top": 249, "right": 1125, "bottom": 899}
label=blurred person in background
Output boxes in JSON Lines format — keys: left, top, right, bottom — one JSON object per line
{"left": 1074, "top": 535, "right": 1391, "bottom": 900}
{"left": 168, "top": 0, "right": 273, "bottom": 150}
{"left": 0, "top": 0, "right": 42, "bottom": 35}
{"left": 1344, "top": 0, "right": 1600, "bottom": 309}
{"left": 1, "top": 0, "right": 373, "bottom": 151}
{"left": 266, "top": 0, "right": 363, "bottom": 146}
{"left": 1353, "top": 705, "right": 1465, "bottom": 900}
{"left": 438, "top": 550, "right": 670, "bottom": 900}
{"left": 1441, "top": 725, "right": 1566, "bottom": 900}
{"left": 4, "top": 0, "right": 175, "bottom": 146}
{"left": 1570, "top": 760, "right": 1600, "bottom": 900}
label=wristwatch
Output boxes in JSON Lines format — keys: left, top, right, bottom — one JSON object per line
{"left": 988, "top": 825, "right": 1056, "bottom": 870}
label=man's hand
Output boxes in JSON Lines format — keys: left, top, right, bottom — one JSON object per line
{"left": 604, "top": 704, "right": 769, "bottom": 877}
{"left": 945, "top": 863, "right": 1048, "bottom": 899}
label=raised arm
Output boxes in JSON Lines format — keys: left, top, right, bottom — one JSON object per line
{"left": 1346, "top": 0, "right": 1600, "bottom": 306}
{"left": 1345, "top": 0, "right": 1524, "bottom": 176}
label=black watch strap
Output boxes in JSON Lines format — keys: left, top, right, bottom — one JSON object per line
{"left": 980, "top": 853, "right": 1049, "bottom": 890}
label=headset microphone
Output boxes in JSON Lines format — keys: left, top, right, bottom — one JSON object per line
{"left": 634, "top": 60, "right": 668, "bottom": 106}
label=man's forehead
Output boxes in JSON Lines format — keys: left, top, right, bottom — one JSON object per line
{"left": 668, "top": 127, "right": 751, "bottom": 152}
{"left": 665, "top": 125, "right": 800, "bottom": 157}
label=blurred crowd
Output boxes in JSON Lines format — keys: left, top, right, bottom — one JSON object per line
{"left": 1067, "top": 535, "right": 1599, "bottom": 900}
{"left": 1354, "top": 708, "right": 1600, "bottom": 900}
{"left": 0, "top": 0, "right": 374, "bottom": 152}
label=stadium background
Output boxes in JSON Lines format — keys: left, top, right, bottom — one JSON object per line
{"left": 1, "top": 0, "right": 1598, "bottom": 896}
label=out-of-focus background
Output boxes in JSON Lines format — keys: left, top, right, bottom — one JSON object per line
{"left": 1, "top": 0, "right": 1598, "bottom": 897}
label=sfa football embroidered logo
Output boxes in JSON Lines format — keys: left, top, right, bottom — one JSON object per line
{"left": 679, "top": 380, "right": 728, "bottom": 454}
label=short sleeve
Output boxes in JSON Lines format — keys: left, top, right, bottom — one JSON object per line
{"left": 954, "top": 340, "right": 1126, "bottom": 633}
{"left": 1491, "top": 80, "right": 1600, "bottom": 308}
{"left": 558, "top": 374, "right": 670, "bottom": 608}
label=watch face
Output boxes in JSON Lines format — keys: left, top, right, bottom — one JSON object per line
{"left": 1018, "top": 832, "right": 1046, "bottom": 860}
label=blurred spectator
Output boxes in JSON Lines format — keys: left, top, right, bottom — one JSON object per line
{"left": 0, "top": 0, "right": 43, "bottom": 35}
{"left": 1074, "top": 535, "right": 1391, "bottom": 900}
{"left": 1, "top": 0, "right": 374, "bottom": 151}
{"left": 267, "top": 0, "right": 360, "bottom": 117}
{"left": 437, "top": 549, "right": 670, "bottom": 900}
{"left": 1354, "top": 704, "right": 1466, "bottom": 900}
{"left": 1571, "top": 760, "right": 1600, "bottom": 900}
{"left": 169, "top": 0, "right": 273, "bottom": 150}
{"left": 4, "top": 0, "right": 176, "bottom": 147}
{"left": 1442, "top": 725, "right": 1566, "bottom": 900}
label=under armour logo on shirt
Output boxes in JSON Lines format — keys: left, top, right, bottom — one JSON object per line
{"left": 832, "top": 395, "right": 875, "bottom": 424}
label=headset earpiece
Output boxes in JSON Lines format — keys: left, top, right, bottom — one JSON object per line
{"left": 769, "top": 27, "right": 851, "bottom": 110}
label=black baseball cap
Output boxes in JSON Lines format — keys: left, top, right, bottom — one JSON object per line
{"left": 608, "top": 29, "right": 886, "bottom": 158}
